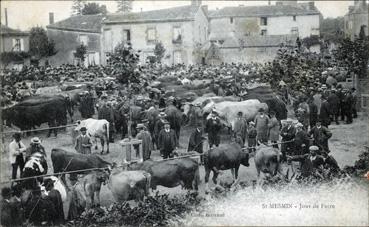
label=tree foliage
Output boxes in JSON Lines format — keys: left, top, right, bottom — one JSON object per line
{"left": 29, "top": 27, "right": 57, "bottom": 60}
{"left": 107, "top": 42, "right": 140, "bottom": 84}
{"left": 116, "top": 0, "right": 133, "bottom": 13}
{"left": 74, "top": 44, "right": 87, "bottom": 63}
{"left": 82, "top": 2, "right": 108, "bottom": 15}
{"left": 71, "top": 0, "right": 86, "bottom": 15}
{"left": 74, "top": 192, "right": 202, "bottom": 226}
{"left": 154, "top": 41, "right": 166, "bottom": 63}
{"left": 0, "top": 51, "right": 30, "bottom": 67}
{"left": 333, "top": 36, "right": 369, "bottom": 78}
{"left": 320, "top": 17, "right": 344, "bottom": 42}
{"left": 302, "top": 35, "right": 321, "bottom": 50}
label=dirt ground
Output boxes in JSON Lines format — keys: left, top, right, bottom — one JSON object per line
{"left": 1, "top": 110, "right": 368, "bottom": 211}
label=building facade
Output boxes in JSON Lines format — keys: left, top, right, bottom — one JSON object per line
{"left": 46, "top": 15, "right": 103, "bottom": 66}
{"left": 101, "top": 5, "right": 209, "bottom": 65}
{"left": 0, "top": 24, "right": 30, "bottom": 69}
{"left": 204, "top": 2, "right": 321, "bottom": 64}
{"left": 344, "top": 0, "right": 368, "bottom": 40}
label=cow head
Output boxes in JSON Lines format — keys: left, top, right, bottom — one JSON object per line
{"left": 96, "top": 170, "right": 110, "bottom": 185}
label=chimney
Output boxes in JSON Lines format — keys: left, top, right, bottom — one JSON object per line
{"left": 201, "top": 5, "right": 208, "bottom": 15}
{"left": 49, "top": 12, "right": 54, "bottom": 25}
{"left": 191, "top": 0, "right": 202, "bottom": 7}
{"left": 268, "top": 0, "right": 271, "bottom": 6}
{"left": 308, "top": 2, "right": 315, "bottom": 10}
{"left": 4, "top": 8, "right": 8, "bottom": 26}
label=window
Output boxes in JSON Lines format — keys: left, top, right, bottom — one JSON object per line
{"left": 123, "top": 29, "right": 131, "bottom": 42}
{"left": 173, "top": 51, "right": 182, "bottom": 64}
{"left": 311, "top": 27, "right": 319, "bottom": 36}
{"left": 260, "top": 17, "right": 267, "bottom": 26}
{"left": 173, "top": 27, "right": 182, "bottom": 43}
{"left": 230, "top": 17, "right": 234, "bottom": 24}
{"left": 79, "top": 35, "right": 88, "bottom": 45}
{"left": 147, "top": 28, "right": 156, "bottom": 42}
{"left": 261, "top": 29, "right": 267, "bottom": 36}
{"left": 291, "top": 27, "right": 299, "bottom": 35}
{"left": 12, "top": 38, "right": 23, "bottom": 51}
{"left": 293, "top": 15, "right": 296, "bottom": 21}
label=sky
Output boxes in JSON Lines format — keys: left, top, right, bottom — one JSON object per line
{"left": 0, "top": 0, "right": 358, "bottom": 30}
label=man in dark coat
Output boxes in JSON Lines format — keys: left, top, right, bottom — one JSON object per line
{"left": 188, "top": 123, "right": 205, "bottom": 164}
{"left": 98, "top": 96, "right": 115, "bottom": 142}
{"left": 294, "top": 123, "right": 310, "bottom": 156}
{"left": 165, "top": 99, "right": 182, "bottom": 146}
{"left": 1, "top": 187, "right": 14, "bottom": 227}
{"left": 158, "top": 121, "right": 177, "bottom": 159}
{"left": 205, "top": 112, "right": 222, "bottom": 148}
{"left": 327, "top": 89, "right": 340, "bottom": 125}
{"left": 280, "top": 119, "right": 296, "bottom": 161}
{"left": 351, "top": 88, "right": 358, "bottom": 118}
{"left": 233, "top": 111, "right": 248, "bottom": 146}
{"left": 287, "top": 145, "right": 325, "bottom": 178}
{"left": 343, "top": 89, "right": 353, "bottom": 124}
{"left": 154, "top": 112, "right": 167, "bottom": 151}
{"left": 44, "top": 178, "right": 65, "bottom": 225}
{"left": 308, "top": 97, "right": 318, "bottom": 129}
{"left": 336, "top": 85, "right": 345, "bottom": 121}
{"left": 309, "top": 120, "right": 332, "bottom": 153}
{"left": 319, "top": 95, "right": 331, "bottom": 127}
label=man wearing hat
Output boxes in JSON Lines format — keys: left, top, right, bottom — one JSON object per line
{"left": 254, "top": 108, "right": 270, "bottom": 144}
{"left": 294, "top": 122, "right": 309, "bottom": 156}
{"left": 25, "top": 137, "right": 46, "bottom": 161}
{"left": 327, "top": 88, "right": 340, "bottom": 125}
{"left": 247, "top": 121, "right": 257, "bottom": 152}
{"left": 44, "top": 178, "right": 65, "bottom": 225}
{"left": 136, "top": 124, "right": 153, "bottom": 161}
{"left": 158, "top": 121, "right": 177, "bottom": 159}
{"left": 75, "top": 127, "right": 92, "bottom": 154}
{"left": 309, "top": 120, "right": 332, "bottom": 153}
{"left": 98, "top": 96, "right": 115, "bottom": 143}
{"left": 188, "top": 122, "right": 205, "bottom": 164}
{"left": 165, "top": 98, "right": 182, "bottom": 147}
{"left": 205, "top": 112, "right": 222, "bottom": 148}
{"left": 268, "top": 111, "right": 280, "bottom": 149}
{"left": 154, "top": 112, "right": 167, "bottom": 151}
{"left": 343, "top": 89, "right": 354, "bottom": 124}
{"left": 319, "top": 95, "right": 331, "bottom": 127}
{"left": 287, "top": 145, "right": 325, "bottom": 178}
{"left": 280, "top": 119, "right": 296, "bottom": 161}
{"left": 233, "top": 111, "right": 247, "bottom": 146}
{"left": 8, "top": 133, "right": 26, "bottom": 180}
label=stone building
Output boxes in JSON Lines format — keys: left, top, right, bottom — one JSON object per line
{"left": 101, "top": 3, "right": 209, "bottom": 65}
{"left": 344, "top": 0, "right": 368, "bottom": 40}
{"left": 47, "top": 14, "right": 104, "bottom": 66}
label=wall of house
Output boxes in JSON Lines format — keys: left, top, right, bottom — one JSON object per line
{"left": 344, "top": 12, "right": 368, "bottom": 40}
{"left": 47, "top": 29, "right": 101, "bottom": 66}
{"left": 0, "top": 35, "right": 29, "bottom": 52}
{"left": 209, "top": 14, "right": 320, "bottom": 39}
{"left": 209, "top": 46, "right": 280, "bottom": 64}
{"left": 101, "top": 20, "right": 197, "bottom": 65}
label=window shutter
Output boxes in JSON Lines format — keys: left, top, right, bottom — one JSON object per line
{"left": 20, "top": 39, "right": 24, "bottom": 51}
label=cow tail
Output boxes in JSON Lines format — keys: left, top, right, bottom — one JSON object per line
{"left": 105, "top": 122, "right": 110, "bottom": 143}
{"left": 193, "top": 165, "right": 200, "bottom": 190}
{"left": 144, "top": 172, "right": 151, "bottom": 196}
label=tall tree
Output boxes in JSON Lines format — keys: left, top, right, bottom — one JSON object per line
{"left": 29, "top": 27, "right": 57, "bottom": 60}
{"left": 107, "top": 42, "right": 140, "bottom": 84}
{"left": 82, "top": 2, "right": 108, "bottom": 15}
{"left": 74, "top": 44, "right": 87, "bottom": 65}
{"left": 154, "top": 41, "right": 165, "bottom": 63}
{"left": 116, "top": 0, "right": 133, "bottom": 13}
{"left": 71, "top": 0, "right": 86, "bottom": 15}
{"left": 320, "top": 17, "right": 344, "bottom": 42}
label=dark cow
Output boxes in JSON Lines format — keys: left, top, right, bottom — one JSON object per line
{"left": 22, "top": 152, "right": 48, "bottom": 190}
{"left": 3, "top": 95, "right": 71, "bottom": 136}
{"left": 264, "top": 97, "right": 288, "bottom": 121}
{"left": 128, "top": 158, "right": 200, "bottom": 191}
{"left": 204, "top": 142, "right": 250, "bottom": 191}
{"left": 51, "top": 148, "right": 113, "bottom": 187}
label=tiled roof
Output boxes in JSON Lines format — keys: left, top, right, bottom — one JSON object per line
{"left": 0, "top": 24, "right": 29, "bottom": 36}
{"left": 209, "top": 4, "right": 320, "bottom": 18}
{"left": 47, "top": 15, "right": 104, "bottom": 33}
{"left": 104, "top": 5, "right": 199, "bottom": 24}
{"left": 221, "top": 35, "right": 298, "bottom": 48}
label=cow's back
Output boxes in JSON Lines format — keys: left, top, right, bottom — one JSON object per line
{"left": 206, "top": 143, "right": 242, "bottom": 169}
{"left": 76, "top": 119, "right": 108, "bottom": 138}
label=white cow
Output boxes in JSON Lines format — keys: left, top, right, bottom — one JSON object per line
{"left": 204, "top": 99, "right": 269, "bottom": 130}
{"left": 73, "top": 118, "right": 110, "bottom": 153}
